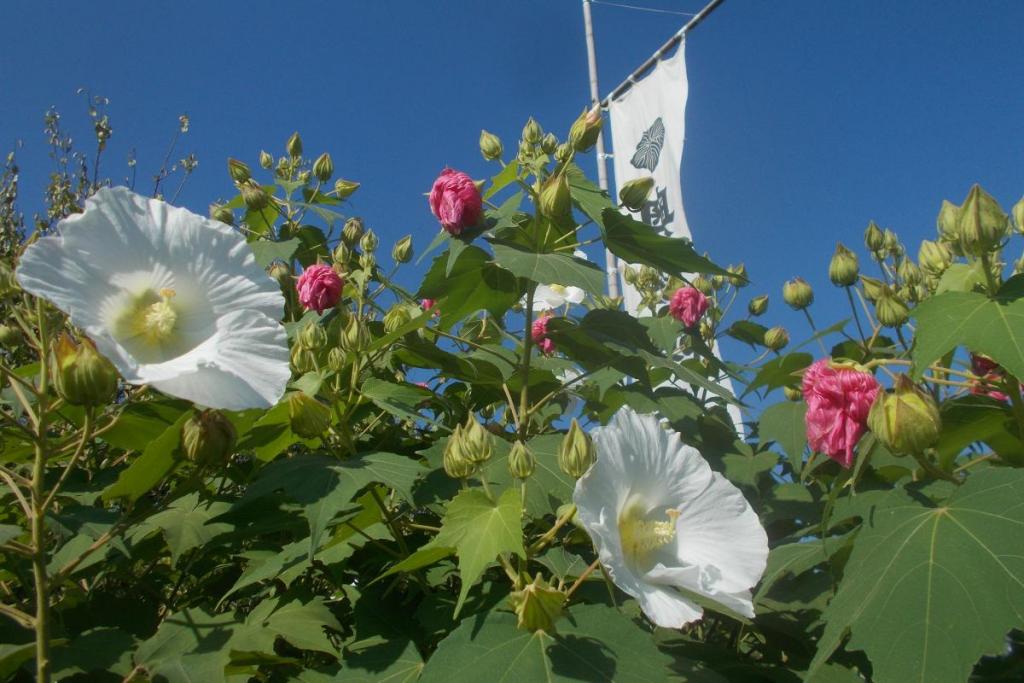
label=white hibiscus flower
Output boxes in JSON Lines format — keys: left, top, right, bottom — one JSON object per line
{"left": 16, "top": 187, "right": 290, "bottom": 410}
{"left": 573, "top": 407, "right": 768, "bottom": 628}
{"left": 528, "top": 249, "right": 588, "bottom": 312}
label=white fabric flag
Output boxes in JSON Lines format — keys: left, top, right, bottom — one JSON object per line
{"left": 608, "top": 39, "right": 743, "bottom": 432}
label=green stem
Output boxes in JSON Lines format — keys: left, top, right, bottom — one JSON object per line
{"left": 370, "top": 487, "right": 409, "bottom": 557}
{"left": 844, "top": 286, "right": 867, "bottom": 341}
{"left": 979, "top": 252, "right": 1001, "bottom": 296}
{"left": 528, "top": 504, "right": 577, "bottom": 555}
{"left": 911, "top": 450, "right": 960, "bottom": 484}
{"left": 802, "top": 309, "right": 828, "bottom": 355}
{"left": 518, "top": 286, "right": 537, "bottom": 442}
{"left": 565, "top": 558, "right": 602, "bottom": 598}
{"left": 31, "top": 299, "right": 51, "bottom": 683}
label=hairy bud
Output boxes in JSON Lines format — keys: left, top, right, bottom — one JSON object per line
{"left": 763, "top": 326, "right": 789, "bottom": 351}
{"left": 1013, "top": 196, "right": 1024, "bottom": 235}
{"left": 558, "top": 419, "right": 595, "bottom": 479}
{"left": 181, "top": 409, "right": 236, "bottom": 466}
{"left": 479, "top": 129, "right": 503, "bottom": 161}
{"left": 286, "top": 131, "right": 303, "bottom": 158}
{"left": 936, "top": 199, "right": 962, "bottom": 247}
{"left": 259, "top": 150, "right": 273, "bottom": 169}
{"left": 554, "top": 143, "right": 573, "bottom": 164}
{"left": 691, "top": 275, "right": 714, "bottom": 296}
{"left": 240, "top": 181, "right": 270, "bottom": 211}
{"left": 568, "top": 107, "right": 602, "bottom": 152}
{"left": 867, "top": 375, "right": 941, "bottom": 455}
{"left": 897, "top": 259, "right": 922, "bottom": 286}
{"left": 461, "top": 416, "right": 493, "bottom": 465}
{"left": 618, "top": 177, "right": 654, "bottom": 211}
{"left": 298, "top": 321, "right": 328, "bottom": 351}
{"left": 443, "top": 425, "right": 475, "bottom": 479}
{"left": 227, "top": 158, "right": 251, "bottom": 183}
{"left": 383, "top": 305, "right": 412, "bottom": 334}
{"left": 957, "top": 184, "right": 1009, "bottom": 256}
{"left": 508, "top": 441, "right": 536, "bottom": 480}
{"left": 918, "top": 239, "right": 952, "bottom": 276}
{"left": 392, "top": 234, "right": 413, "bottom": 263}
{"left": 783, "top": 385, "right": 802, "bottom": 401}
{"left": 782, "top": 277, "right": 813, "bottom": 310}
{"left": 522, "top": 117, "right": 543, "bottom": 145}
{"left": 864, "top": 220, "right": 885, "bottom": 252}
{"left": 334, "top": 178, "right": 360, "bottom": 199}
{"left": 874, "top": 287, "right": 910, "bottom": 328}
{"left": 540, "top": 132, "right": 558, "bottom": 155}
{"left": 748, "top": 295, "right": 769, "bottom": 317}
{"left": 51, "top": 333, "right": 118, "bottom": 406}
{"left": 342, "top": 217, "right": 365, "bottom": 246}
{"left": 538, "top": 172, "right": 571, "bottom": 221}
{"left": 829, "top": 243, "right": 859, "bottom": 287}
{"left": 359, "top": 229, "right": 379, "bottom": 254}
{"left": 312, "top": 152, "right": 334, "bottom": 182}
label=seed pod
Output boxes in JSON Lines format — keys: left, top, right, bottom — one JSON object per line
{"left": 558, "top": 418, "right": 595, "bottom": 479}
{"left": 181, "top": 409, "right": 237, "bottom": 466}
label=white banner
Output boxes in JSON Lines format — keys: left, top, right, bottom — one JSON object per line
{"left": 608, "top": 39, "right": 743, "bottom": 432}
{"left": 609, "top": 40, "right": 691, "bottom": 314}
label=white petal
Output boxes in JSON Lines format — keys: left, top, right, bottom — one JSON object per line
{"left": 636, "top": 583, "right": 703, "bottom": 629}
{"left": 531, "top": 285, "right": 563, "bottom": 311}
{"left": 646, "top": 564, "right": 756, "bottom": 619}
{"left": 563, "top": 287, "right": 585, "bottom": 305}
{"left": 673, "top": 472, "right": 769, "bottom": 598}
{"left": 573, "top": 249, "right": 588, "bottom": 261}
{"left": 131, "top": 310, "right": 290, "bottom": 410}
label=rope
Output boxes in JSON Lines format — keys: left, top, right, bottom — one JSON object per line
{"left": 590, "top": 0, "right": 697, "bottom": 17}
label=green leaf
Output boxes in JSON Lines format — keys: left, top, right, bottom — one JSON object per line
{"left": 481, "top": 433, "right": 575, "bottom": 517}
{"left": 725, "top": 320, "right": 770, "bottom": 348}
{"left": 417, "top": 245, "right": 519, "bottom": 328}
{"left": 132, "top": 492, "right": 233, "bottom": 563}
{"left": 935, "top": 261, "right": 986, "bottom": 294}
{"left": 418, "top": 603, "right": 673, "bottom": 682}
{"left": 102, "top": 411, "right": 191, "bottom": 502}
{"left": 373, "top": 545, "right": 455, "bottom": 584}
{"left": 134, "top": 608, "right": 237, "bottom": 683}
{"left": 235, "top": 399, "right": 320, "bottom": 462}
{"left": 743, "top": 353, "right": 813, "bottom": 397}
{"left": 484, "top": 160, "right": 520, "bottom": 200}
{"left": 239, "top": 452, "right": 426, "bottom": 557}
{"left": 758, "top": 400, "right": 808, "bottom": 474}
{"left": 433, "top": 487, "right": 525, "bottom": 616}
{"left": 490, "top": 241, "right": 605, "bottom": 295}
{"left": 360, "top": 378, "right": 439, "bottom": 427}
{"left": 235, "top": 597, "right": 342, "bottom": 655}
{"left": 599, "top": 208, "right": 730, "bottom": 278}
{"left": 911, "top": 290, "right": 1024, "bottom": 381}
{"left": 249, "top": 237, "right": 300, "bottom": 268}
{"left": 100, "top": 399, "right": 190, "bottom": 451}
{"left": 566, "top": 162, "right": 614, "bottom": 226}
{"left": 52, "top": 627, "right": 136, "bottom": 678}
{"left": 639, "top": 315, "right": 681, "bottom": 354}
{"left": 807, "top": 469, "right": 1024, "bottom": 683}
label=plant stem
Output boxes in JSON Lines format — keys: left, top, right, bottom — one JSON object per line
{"left": 31, "top": 299, "right": 51, "bottom": 683}
{"left": 528, "top": 504, "right": 577, "bottom": 555}
{"left": 802, "top": 309, "right": 828, "bottom": 355}
{"left": 566, "top": 558, "right": 602, "bottom": 598}
{"left": 911, "top": 451, "right": 960, "bottom": 484}
{"left": 844, "top": 287, "right": 867, "bottom": 341}
{"left": 370, "top": 487, "right": 409, "bottom": 557}
{"left": 518, "top": 286, "right": 537, "bottom": 442}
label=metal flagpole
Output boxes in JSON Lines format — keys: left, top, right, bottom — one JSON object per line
{"left": 581, "top": 0, "right": 619, "bottom": 298}
{"left": 581, "top": 0, "right": 728, "bottom": 298}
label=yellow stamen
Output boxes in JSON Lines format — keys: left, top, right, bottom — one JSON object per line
{"left": 548, "top": 284, "right": 568, "bottom": 296}
{"left": 619, "top": 507, "right": 680, "bottom": 564}
{"left": 115, "top": 287, "right": 179, "bottom": 347}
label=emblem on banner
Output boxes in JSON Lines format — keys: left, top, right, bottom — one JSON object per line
{"left": 629, "top": 117, "right": 665, "bottom": 172}
{"left": 640, "top": 187, "right": 674, "bottom": 230}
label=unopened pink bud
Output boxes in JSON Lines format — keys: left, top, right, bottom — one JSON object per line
{"left": 668, "top": 286, "right": 709, "bottom": 327}
{"left": 428, "top": 168, "right": 483, "bottom": 236}
{"left": 296, "top": 263, "right": 343, "bottom": 314}
{"left": 531, "top": 313, "right": 556, "bottom": 355}
{"left": 801, "top": 359, "right": 879, "bottom": 468}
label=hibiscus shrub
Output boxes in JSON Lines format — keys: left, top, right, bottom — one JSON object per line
{"left": 0, "top": 107, "right": 1022, "bottom": 683}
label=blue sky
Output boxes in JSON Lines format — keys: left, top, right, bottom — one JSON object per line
{"left": 2, "top": 0, "right": 1023, "bottom": 366}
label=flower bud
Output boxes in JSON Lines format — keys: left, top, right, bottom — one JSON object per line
{"left": 181, "top": 409, "right": 236, "bottom": 466}
{"left": 727, "top": 263, "right": 748, "bottom": 287}
{"left": 298, "top": 321, "right": 328, "bottom": 351}
{"left": 558, "top": 419, "right": 595, "bottom": 479}
{"left": 828, "top": 243, "right": 859, "bottom": 287}
{"left": 554, "top": 143, "right": 573, "bottom": 164}
{"left": 517, "top": 140, "right": 533, "bottom": 163}
{"left": 783, "top": 385, "right": 802, "bottom": 401}
{"left": 1013, "top": 196, "right": 1024, "bottom": 235}
{"left": 334, "top": 178, "right": 360, "bottom": 199}
{"left": 538, "top": 172, "right": 571, "bottom": 220}
{"left": 443, "top": 425, "right": 475, "bottom": 479}
{"left": 290, "top": 344, "right": 317, "bottom": 374}
{"left": 522, "top": 117, "right": 543, "bottom": 145}
{"left": 691, "top": 275, "right": 714, "bottom": 296}
{"left": 918, "top": 239, "right": 952, "bottom": 276}
{"left": 359, "top": 229, "right": 379, "bottom": 253}
{"left": 0, "top": 262, "right": 18, "bottom": 298}
{"left": 461, "top": 416, "right": 493, "bottom": 465}
{"left": 240, "top": 181, "right": 270, "bottom": 211}
{"left": 748, "top": 295, "right": 768, "bottom": 316}
{"left": 864, "top": 220, "right": 885, "bottom": 252}
{"left": 227, "top": 158, "right": 251, "bottom": 183}
{"left": 463, "top": 129, "right": 497, "bottom": 165}
{"left": 286, "top": 131, "right": 303, "bottom": 158}
{"left": 897, "top": 258, "right": 922, "bottom": 286}
{"left": 874, "top": 287, "right": 910, "bottom": 328}
{"left": 622, "top": 265, "right": 639, "bottom": 286}
{"left": 568, "top": 107, "right": 602, "bottom": 152}
{"left": 508, "top": 441, "right": 536, "bottom": 480}
{"left": 859, "top": 275, "right": 885, "bottom": 302}
{"left": 332, "top": 242, "right": 352, "bottom": 266}
{"left": 540, "top": 132, "right": 558, "bottom": 155}
{"left": 618, "top": 177, "right": 654, "bottom": 211}
{"left": 763, "top": 326, "right": 789, "bottom": 351}
{"left": 342, "top": 217, "right": 364, "bottom": 246}
{"left": 259, "top": 150, "right": 274, "bottom": 169}
{"left": 883, "top": 229, "right": 901, "bottom": 257}
{"left": 957, "top": 184, "right": 1009, "bottom": 256}
{"left": 0, "top": 324, "right": 22, "bottom": 348}
{"left": 383, "top": 305, "right": 412, "bottom": 334}
{"left": 867, "top": 375, "right": 941, "bottom": 455}
{"left": 209, "top": 203, "right": 234, "bottom": 226}
{"left": 391, "top": 234, "right": 413, "bottom": 263}
{"left": 287, "top": 392, "right": 331, "bottom": 438}
{"left": 267, "top": 261, "right": 291, "bottom": 287}
{"left": 312, "top": 152, "right": 333, "bottom": 182}
{"left": 50, "top": 333, "right": 118, "bottom": 406}
{"left": 937, "top": 199, "right": 961, "bottom": 245}
{"left": 338, "top": 316, "right": 369, "bottom": 354}
{"left": 782, "top": 277, "right": 813, "bottom": 310}
{"left": 509, "top": 573, "right": 564, "bottom": 633}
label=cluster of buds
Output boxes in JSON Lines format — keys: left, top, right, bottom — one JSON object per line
{"left": 443, "top": 416, "right": 494, "bottom": 480}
